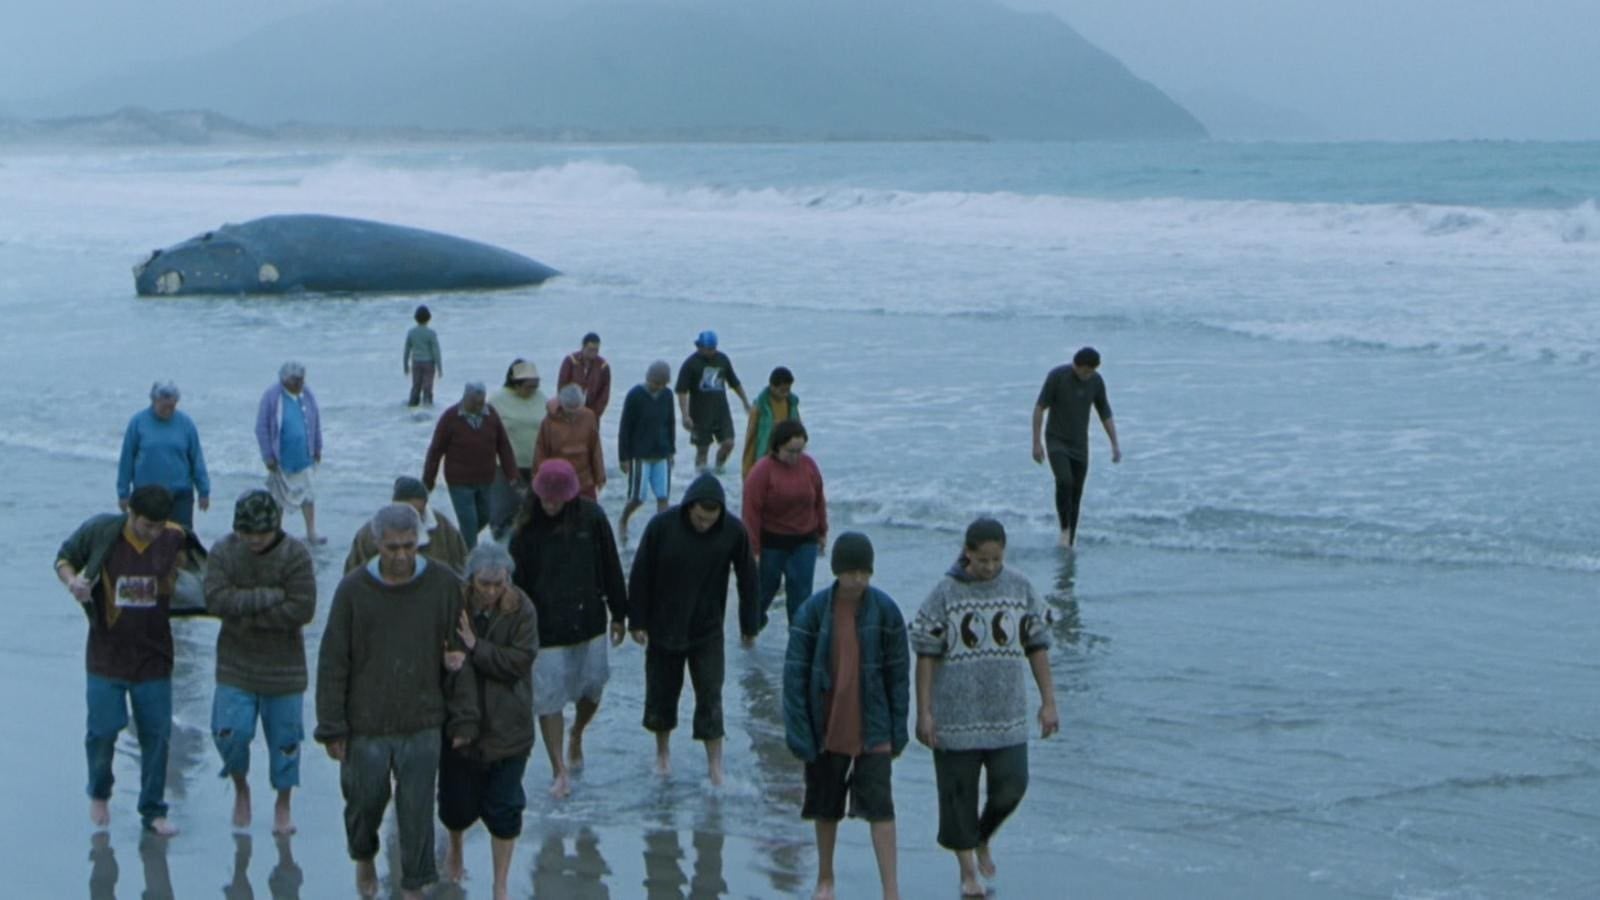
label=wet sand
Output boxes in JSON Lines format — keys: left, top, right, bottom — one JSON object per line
{"left": 10, "top": 445, "right": 1595, "bottom": 898}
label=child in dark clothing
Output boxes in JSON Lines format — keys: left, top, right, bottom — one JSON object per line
{"left": 784, "top": 532, "right": 909, "bottom": 900}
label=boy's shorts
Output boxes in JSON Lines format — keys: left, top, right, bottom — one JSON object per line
{"left": 801, "top": 751, "right": 894, "bottom": 822}
{"left": 627, "top": 458, "right": 672, "bottom": 502}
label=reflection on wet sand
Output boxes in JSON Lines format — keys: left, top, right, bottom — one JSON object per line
{"left": 738, "top": 663, "right": 809, "bottom": 897}
{"left": 88, "top": 833, "right": 117, "bottom": 900}
{"left": 534, "top": 826, "right": 611, "bottom": 899}
{"left": 90, "top": 831, "right": 304, "bottom": 900}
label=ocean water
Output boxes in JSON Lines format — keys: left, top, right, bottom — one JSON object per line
{"left": 2, "top": 141, "right": 1596, "bottom": 898}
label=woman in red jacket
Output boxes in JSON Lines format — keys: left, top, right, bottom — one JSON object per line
{"left": 742, "top": 419, "right": 827, "bottom": 631}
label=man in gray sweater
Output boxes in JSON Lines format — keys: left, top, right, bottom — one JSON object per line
{"left": 204, "top": 490, "right": 317, "bottom": 835}
{"left": 316, "top": 504, "right": 480, "bottom": 899}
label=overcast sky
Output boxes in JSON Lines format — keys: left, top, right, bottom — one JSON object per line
{"left": 3, "top": 0, "right": 1594, "bottom": 139}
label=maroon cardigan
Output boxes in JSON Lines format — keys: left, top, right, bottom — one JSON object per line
{"left": 423, "top": 404, "right": 520, "bottom": 489}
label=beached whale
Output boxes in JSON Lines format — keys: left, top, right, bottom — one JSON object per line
{"left": 133, "top": 214, "right": 558, "bottom": 296}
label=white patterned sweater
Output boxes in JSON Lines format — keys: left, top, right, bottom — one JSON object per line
{"left": 910, "top": 563, "right": 1053, "bottom": 751}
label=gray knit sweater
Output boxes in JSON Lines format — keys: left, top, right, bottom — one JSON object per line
{"left": 204, "top": 532, "right": 318, "bottom": 695}
{"left": 910, "top": 562, "right": 1052, "bottom": 751}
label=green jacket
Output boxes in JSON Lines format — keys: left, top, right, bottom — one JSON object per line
{"left": 742, "top": 387, "right": 801, "bottom": 479}
{"left": 55, "top": 513, "right": 132, "bottom": 590}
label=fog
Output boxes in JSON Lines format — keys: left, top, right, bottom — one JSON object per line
{"left": 2, "top": 0, "right": 1594, "bottom": 140}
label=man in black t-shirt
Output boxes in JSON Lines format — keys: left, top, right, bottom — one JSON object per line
{"left": 675, "top": 330, "right": 752, "bottom": 473}
{"left": 1032, "top": 346, "right": 1122, "bottom": 548}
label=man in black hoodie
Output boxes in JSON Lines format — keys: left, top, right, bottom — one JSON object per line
{"left": 627, "top": 473, "right": 760, "bottom": 785}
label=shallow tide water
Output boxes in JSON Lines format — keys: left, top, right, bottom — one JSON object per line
{"left": 2, "top": 142, "right": 1596, "bottom": 898}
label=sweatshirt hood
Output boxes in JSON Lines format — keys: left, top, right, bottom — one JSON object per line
{"left": 679, "top": 474, "right": 728, "bottom": 528}
{"left": 946, "top": 556, "right": 975, "bottom": 582}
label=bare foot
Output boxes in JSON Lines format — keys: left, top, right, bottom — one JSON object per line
{"left": 493, "top": 885, "right": 510, "bottom": 900}
{"left": 307, "top": 534, "right": 328, "bottom": 546}
{"left": 146, "top": 817, "right": 180, "bottom": 837}
{"left": 549, "top": 770, "right": 572, "bottom": 799}
{"left": 976, "top": 844, "right": 997, "bottom": 879}
{"left": 959, "top": 876, "right": 986, "bottom": 898}
{"left": 443, "top": 849, "right": 466, "bottom": 883}
{"left": 708, "top": 760, "right": 724, "bottom": 787}
{"left": 355, "top": 859, "right": 379, "bottom": 897}
{"left": 89, "top": 799, "right": 110, "bottom": 828}
{"left": 1058, "top": 531, "right": 1074, "bottom": 549}
{"left": 654, "top": 753, "right": 671, "bottom": 777}
{"left": 811, "top": 878, "right": 837, "bottom": 900}
{"left": 272, "top": 797, "right": 295, "bottom": 836}
{"left": 567, "top": 732, "right": 585, "bottom": 772}
{"left": 232, "top": 784, "right": 252, "bottom": 829}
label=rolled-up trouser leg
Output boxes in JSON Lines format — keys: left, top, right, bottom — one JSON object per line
{"left": 687, "top": 639, "right": 726, "bottom": 741}
{"left": 340, "top": 736, "right": 394, "bottom": 862}
{"left": 976, "top": 743, "right": 1030, "bottom": 846}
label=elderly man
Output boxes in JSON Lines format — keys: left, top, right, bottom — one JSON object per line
{"left": 256, "top": 362, "right": 325, "bottom": 545}
{"left": 204, "top": 490, "right": 317, "bottom": 835}
{"left": 557, "top": 332, "right": 612, "bottom": 421}
{"left": 343, "top": 476, "right": 470, "bottom": 575}
{"left": 618, "top": 360, "right": 677, "bottom": 542}
{"left": 533, "top": 384, "right": 606, "bottom": 501}
{"left": 676, "top": 330, "right": 751, "bottom": 474}
{"left": 118, "top": 381, "right": 211, "bottom": 532}
{"left": 423, "top": 382, "right": 521, "bottom": 550}
{"left": 316, "top": 504, "right": 479, "bottom": 899}
{"left": 55, "top": 485, "right": 188, "bottom": 835}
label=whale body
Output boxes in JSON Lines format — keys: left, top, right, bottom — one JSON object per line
{"left": 133, "top": 214, "right": 558, "bottom": 296}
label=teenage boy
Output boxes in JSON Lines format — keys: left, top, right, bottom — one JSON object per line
{"left": 783, "top": 532, "right": 909, "bottom": 900}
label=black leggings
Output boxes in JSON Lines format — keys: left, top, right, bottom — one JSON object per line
{"left": 1048, "top": 452, "right": 1089, "bottom": 541}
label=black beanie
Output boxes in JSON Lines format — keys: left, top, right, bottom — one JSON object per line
{"left": 831, "top": 531, "right": 874, "bottom": 575}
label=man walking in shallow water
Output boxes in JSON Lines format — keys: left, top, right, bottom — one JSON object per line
{"left": 1032, "top": 345, "right": 1121, "bottom": 548}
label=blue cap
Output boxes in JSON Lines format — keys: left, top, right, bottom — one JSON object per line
{"left": 695, "top": 329, "right": 718, "bottom": 349}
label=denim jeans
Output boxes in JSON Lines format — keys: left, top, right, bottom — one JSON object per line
{"left": 167, "top": 487, "right": 195, "bottom": 532}
{"left": 759, "top": 540, "right": 819, "bottom": 628}
{"left": 85, "top": 674, "right": 171, "bottom": 827}
{"left": 211, "top": 683, "right": 305, "bottom": 791}
{"left": 448, "top": 483, "right": 493, "bottom": 550}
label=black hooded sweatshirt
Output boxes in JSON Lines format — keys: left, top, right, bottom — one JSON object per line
{"left": 509, "top": 496, "right": 627, "bottom": 648}
{"left": 627, "top": 474, "right": 760, "bottom": 652}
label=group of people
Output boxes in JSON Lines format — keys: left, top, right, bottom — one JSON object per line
{"left": 81, "top": 315, "right": 1123, "bottom": 899}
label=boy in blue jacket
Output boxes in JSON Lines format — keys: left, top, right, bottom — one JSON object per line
{"left": 783, "top": 532, "right": 909, "bottom": 900}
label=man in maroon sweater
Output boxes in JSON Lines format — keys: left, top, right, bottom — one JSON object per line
{"left": 423, "top": 381, "right": 521, "bottom": 550}
{"left": 557, "top": 331, "right": 612, "bottom": 421}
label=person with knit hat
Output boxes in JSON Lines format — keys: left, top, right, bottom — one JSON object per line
{"left": 533, "top": 384, "right": 606, "bottom": 501}
{"left": 617, "top": 359, "right": 677, "bottom": 542}
{"left": 508, "top": 459, "right": 627, "bottom": 800}
{"left": 626, "top": 473, "right": 760, "bottom": 786}
{"left": 424, "top": 381, "right": 523, "bottom": 550}
{"left": 910, "top": 517, "right": 1060, "bottom": 899}
{"left": 784, "top": 531, "right": 910, "bottom": 900}
{"left": 204, "top": 489, "right": 317, "bottom": 835}
{"left": 488, "top": 359, "right": 548, "bottom": 540}
{"left": 675, "top": 329, "right": 752, "bottom": 473}
{"left": 343, "top": 476, "right": 470, "bottom": 576}
{"left": 439, "top": 543, "right": 538, "bottom": 897}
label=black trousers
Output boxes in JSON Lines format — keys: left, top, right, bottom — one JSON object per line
{"left": 932, "top": 743, "right": 1029, "bottom": 851}
{"left": 642, "top": 640, "right": 725, "bottom": 741}
{"left": 1048, "top": 451, "right": 1090, "bottom": 541}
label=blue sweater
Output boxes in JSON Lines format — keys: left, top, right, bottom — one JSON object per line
{"left": 117, "top": 408, "right": 210, "bottom": 499}
{"left": 783, "top": 584, "right": 911, "bottom": 763}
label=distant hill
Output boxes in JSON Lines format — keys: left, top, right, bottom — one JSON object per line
{"left": 0, "top": 107, "right": 272, "bottom": 145}
{"left": 33, "top": 0, "right": 1205, "bottom": 141}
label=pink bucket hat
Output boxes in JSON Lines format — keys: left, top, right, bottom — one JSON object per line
{"left": 532, "top": 459, "right": 580, "bottom": 503}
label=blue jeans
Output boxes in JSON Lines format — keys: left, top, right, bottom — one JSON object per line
{"left": 168, "top": 488, "right": 195, "bottom": 532}
{"left": 85, "top": 674, "right": 171, "bottom": 827}
{"left": 212, "top": 683, "right": 305, "bottom": 791}
{"left": 448, "top": 483, "right": 493, "bottom": 549}
{"left": 759, "top": 541, "right": 819, "bottom": 629}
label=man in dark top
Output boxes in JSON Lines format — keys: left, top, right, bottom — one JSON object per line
{"left": 1032, "top": 346, "right": 1122, "bottom": 548}
{"left": 55, "top": 484, "right": 188, "bottom": 835}
{"left": 315, "top": 504, "right": 479, "bottom": 899}
{"left": 675, "top": 330, "right": 752, "bottom": 474}
{"left": 626, "top": 474, "right": 760, "bottom": 786}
